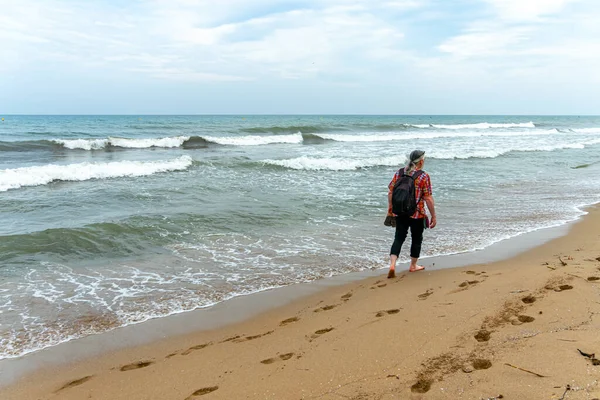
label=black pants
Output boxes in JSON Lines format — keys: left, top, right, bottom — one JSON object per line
{"left": 390, "top": 216, "right": 425, "bottom": 259}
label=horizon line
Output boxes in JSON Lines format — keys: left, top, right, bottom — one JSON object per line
{"left": 1, "top": 113, "right": 599, "bottom": 117}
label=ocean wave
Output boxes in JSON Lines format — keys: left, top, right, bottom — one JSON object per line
{"left": 0, "top": 156, "right": 193, "bottom": 192}
{"left": 1, "top": 127, "right": 562, "bottom": 152}
{"left": 0, "top": 126, "right": 587, "bottom": 153}
{"left": 572, "top": 127, "right": 600, "bottom": 134}
{"left": 430, "top": 142, "right": 586, "bottom": 160}
{"left": 300, "top": 133, "right": 332, "bottom": 144}
{"left": 240, "top": 125, "right": 344, "bottom": 134}
{"left": 427, "top": 121, "right": 536, "bottom": 129}
{"left": 309, "top": 129, "right": 558, "bottom": 142}
{"left": 54, "top": 136, "right": 190, "bottom": 150}
{"left": 262, "top": 156, "right": 406, "bottom": 170}
{"left": 0, "top": 140, "right": 60, "bottom": 152}
{"left": 240, "top": 122, "right": 535, "bottom": 133}
{"left": 0, "top": 134, "right": 305, "bottom": 152}
{"left": 202, "top": 133, "right": 303, "bottom": 146}
{"left": 261, "top": 142, "right": 595, "bottom": 170}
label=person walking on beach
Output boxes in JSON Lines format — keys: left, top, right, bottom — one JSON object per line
{"left": 387, "top": 150, "right": 436, "bottom": 278}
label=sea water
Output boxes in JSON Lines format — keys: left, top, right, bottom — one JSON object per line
{"left": 1, "top": 115, "right": 599, "bottom": 359}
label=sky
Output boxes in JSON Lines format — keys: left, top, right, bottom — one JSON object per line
{"left": 1, "top": 0, "right": 599, "bottom": 115}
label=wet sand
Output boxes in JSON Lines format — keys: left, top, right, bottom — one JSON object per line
{"left": 2, "top": 205, "right": 600, "bottom": 399}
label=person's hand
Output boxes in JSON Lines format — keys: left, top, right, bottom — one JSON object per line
{"left": 429, "top": 215, "right": 437, "bottom": 229}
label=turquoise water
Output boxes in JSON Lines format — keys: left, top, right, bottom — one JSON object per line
{"left": 1, "top": 115, "right": 599, "bottom": 358}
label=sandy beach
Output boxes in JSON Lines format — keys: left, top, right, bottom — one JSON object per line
{"left": 2, "top": 205, "right": 600, "bottom": 400}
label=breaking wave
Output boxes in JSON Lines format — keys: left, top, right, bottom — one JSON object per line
{"left": 0, "top": 156, "right": 193, "bottom": 192}
{"left": 261, "top": 141, "right": 598, "bottom": 170}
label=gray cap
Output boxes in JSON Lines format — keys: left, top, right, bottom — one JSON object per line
{"left": 410, "top": 150, "right": 425, "bottom": 162}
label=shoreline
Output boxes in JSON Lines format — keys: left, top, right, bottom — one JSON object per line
{"left": 0, "top": 206, "right": 579, "bottom": 384}
{"left": 2, "top": 204, "right": 600, "bottom": 399}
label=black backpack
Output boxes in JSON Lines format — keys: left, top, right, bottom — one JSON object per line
{"left": 392, "top": 169, "right": 424, "bottom": 217}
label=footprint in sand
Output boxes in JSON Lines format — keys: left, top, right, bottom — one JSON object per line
{"left": 280, "top": 317, "right": 299, "bottom": 326}
{"left": 120, "top": 361, "right": 154, "bottom": 372}
{"left": 341, "top": 293, "right": 353, "bottom": 301}
{"left": 55, "top": 376, "right": 93, "bottom": 392}
{"left": 522, "top": 295, "right": 536, "bottom": 304}
{"left": 261, "top": 353, "right": 295, "bottom": 364}
{"left": 376, "top": 309, "right": 401, "bottom": 317}
{"left": 232, "top": 330, "right": 274, "bottom": 343}
{"left": 474, "top": 330, "right": 491, "bottom": 342}
{"left": 181, "top": 343, "right": 211, "bottom": 356}
{"left": 588, "top": 277, "right": 600, "bottom": 281}
{"left": 411, "top": 379, "right": 432, "bottom": 393}
{"left": 556, "top": 284, "right": 573, "bottom": 291}
{"left": 185, "top": 386, "right": 219, "bottom": 399}
{"left": 308, "top": 327, "right": 334, "bottom": 341}
{"left": 458, "top": 280, "right": 480, "bottom": 289}
{"left": 472, "top": 359, "right": 492, "bottom": 370}
{"left": 314, "top": 305, "right": 337, "bottom": 312}
{"left": 418, "top": 289, "right": 433, "bottom": 300}
{"left": 517, "top": 315, "right": 535, "bottom": 323}
{"left": 220, "top": 335, "right": 242, "bottom": 343}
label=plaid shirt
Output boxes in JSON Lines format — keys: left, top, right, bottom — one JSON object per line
{"left": 388, "top": 167, "right": 432, "bottom": 219}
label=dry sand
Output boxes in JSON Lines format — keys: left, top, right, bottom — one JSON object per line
{"left": 2, "top": 206, "right": 600, "bottom": 400}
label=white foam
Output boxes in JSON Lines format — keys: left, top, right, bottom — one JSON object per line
{"left": 312, "top": 129, "right": 557, "bottom": 142}
{"left": 203, "top": 133, "right": 303, "bottom": 146}
{"left": 263, "top": 140, "right": 594, "bottom": 169}
{"left": 0, "top": 156, "right": 193, "bottom": 192}
{"left": 428, "top": 149, "right": 508, "bottom": 159}
{"left": 54, "top": 138, "right": 109, "bottom": 150}
{"left": 430, "top": 121, "right": 535, "bottom": 129}
{"left": 263, "top": 156, "right": 405, "bottom": 170}
{"left": 109, "top": 136, "right": 190, "bottom": 148}
{"left": 54, "top": 136, "right": 190, "bottom": 150}
{"left": 573, "top": 127, "right": 600, "bottom": 134}
{"left": 316, "top": 133, "right": 407, "bottom": 142}
{"left": 429, "top": 142, "right": 587, "bottom": 159}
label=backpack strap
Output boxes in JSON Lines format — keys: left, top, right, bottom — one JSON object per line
{"left": 393, "top": 167, "right": 406, "bottom": 189}
{"left": 403, "top": 169, "right": 424, "bottom": 179}
{"left": 413, "top": 170, "right": 425, "bottom": 179}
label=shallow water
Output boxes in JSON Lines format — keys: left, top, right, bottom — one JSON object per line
{"left": 1, "top": 115, "right": 599, "bottom": 358}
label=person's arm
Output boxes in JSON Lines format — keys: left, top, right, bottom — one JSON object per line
{"left": 424, "top": 195, "right": 436, "bottom": 228}
{"left": 387, "top": 172, "right": 398, "bottom": 216}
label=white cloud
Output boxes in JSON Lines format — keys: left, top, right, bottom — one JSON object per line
{"left": 436, "top": 0, "right": 598, "bottom": 67}
{"left": 485, "top": 0, "right": 578, "bottom": 20}
{"left": 1, "top": 0, "right": 599, "bottom": 113}
{"left": 438, "top": 25, "right": 532, "bottom": 57}
{"left": 1, "top": 0, "right": 418, "bottom": 82}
